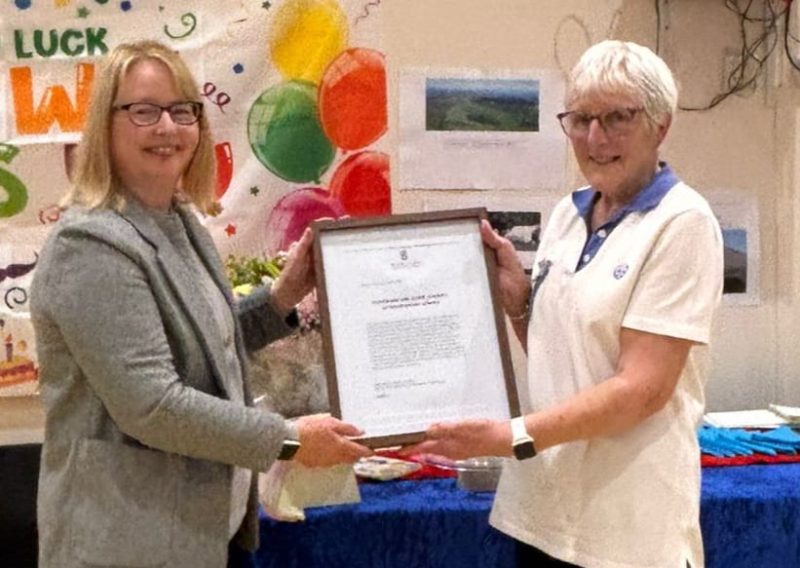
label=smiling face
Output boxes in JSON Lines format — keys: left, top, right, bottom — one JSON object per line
{"left": 568, "top": 91, "right": 670, "bottom": 201}
{"left": 110, "top": 58, "right": 200, "bottom": 209}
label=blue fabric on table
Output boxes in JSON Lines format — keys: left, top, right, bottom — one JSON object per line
{"left": 256, "top": 479, "right": 515, "bottom": 568}
{"left": 701, "top": 464, "right": 800, "bottom": 568}
{"left": 248, "top": 465, "right": 800, "bottom": 568}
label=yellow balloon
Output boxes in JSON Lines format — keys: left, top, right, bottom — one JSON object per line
{"left": 269, "top": 0, "right": 349, "bottom": 84}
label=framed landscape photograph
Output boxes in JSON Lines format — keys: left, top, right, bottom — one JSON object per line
{"left": 708, "top": 190, "right": 760, "bottom": 306}
{"left": 487, "top": 210, "right": 542, "bottom": 275}
{"left": 398, "top": 68, "right": 566, "bottom": 190}
{"left": 425, "top": 78, "right": 540, "bottom": 133}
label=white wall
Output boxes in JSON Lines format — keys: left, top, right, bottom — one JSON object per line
{"left": 384, "top": 0, "right": 800, "bottom": 410}
{"left": 3, "top": 1, "right": 797, "bottom": 439}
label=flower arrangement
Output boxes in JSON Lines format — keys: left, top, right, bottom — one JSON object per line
{"left": 224, "top": 254, "right": 320, "bottom": 333}
{"left": 224, "top": 253, "right": 328, "bottom": 417}
{"left": 224, "top": 253, "right": 285, "bottom": 290}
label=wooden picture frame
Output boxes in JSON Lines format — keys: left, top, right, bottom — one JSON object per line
{"left": 312, "top": 208, "right": 520, "bottom": 448}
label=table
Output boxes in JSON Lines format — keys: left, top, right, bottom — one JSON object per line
{"left": 701, "top": 464, "right": 800, "bottom": 567}
{"left": 256, "top": 464, "right": 800, "bottom": 568}
{"left": 0, "top": 444, "right": 41, "bottom": 566}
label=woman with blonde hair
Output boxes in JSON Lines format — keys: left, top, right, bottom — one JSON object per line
{"left": 32, "top": 40, "right": 370, "bottom": 567}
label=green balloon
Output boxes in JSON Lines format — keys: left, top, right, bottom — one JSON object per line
{"left": 248, "top": 80, "right": 336, "bottom": 184}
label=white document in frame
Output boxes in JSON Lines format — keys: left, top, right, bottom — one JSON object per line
{"left": 319, "top": 219, "right": 511, "bottom": 439}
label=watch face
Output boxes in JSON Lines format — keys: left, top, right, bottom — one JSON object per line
{"left": 513, "top": 440, "right": 536, "bottom": 460}
{"left": 278, "top": 439, "right": 301, "bottom": 460}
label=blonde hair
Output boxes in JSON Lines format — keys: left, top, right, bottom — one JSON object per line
{"left": 567, "top": 40, "right": 678, "bottom": 125}
{"left": 64, "top": 40, "right": 215, "bottom": 213}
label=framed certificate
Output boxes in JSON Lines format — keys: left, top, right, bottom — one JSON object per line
{"left": 312, "top": 208, "right": 520, "bottom": 448}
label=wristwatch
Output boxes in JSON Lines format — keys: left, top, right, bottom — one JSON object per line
{"left": 277, "top": 437, "right": 301, "bottom": 461}
{"left": 510, "top": 416, "right": 536, "bottom": 460}
{"left": 284, "top": 307, "right": 300, "bottom": 329}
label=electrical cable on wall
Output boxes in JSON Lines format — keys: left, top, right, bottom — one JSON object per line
{"left": 677, "top": 0, "right": 787, "bottom": 111}
{"left": 655, "top": 0, "right": 662, "bottom": 54}
{"left": 783, "top": 0, "right": 800, "bottom": 71}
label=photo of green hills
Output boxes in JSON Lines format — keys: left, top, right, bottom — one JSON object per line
{"left": 426, "top": 78, "right": 540, "bottom": 132}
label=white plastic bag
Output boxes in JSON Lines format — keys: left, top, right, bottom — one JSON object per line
{"left": 258, "top": 460, "right": 361, "bottom": 522}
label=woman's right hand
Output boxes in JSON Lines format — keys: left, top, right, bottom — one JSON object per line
{"left": 292, "top": 414, "right": 372, "bottom": 468}
{"left": 269, "top": 227, "right": 316, "bottom": 316}
{"left": 480, "top": 219, "right": 531, "bottom": 318}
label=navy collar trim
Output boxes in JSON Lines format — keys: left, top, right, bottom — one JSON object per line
{"left": 571, "top": 162, "right": 679, "bottom": 224}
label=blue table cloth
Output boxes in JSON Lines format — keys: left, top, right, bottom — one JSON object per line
{"left": 701, "top": 464, "right": 800, "bottom": 567}
{"left": 255, "top": 463, "right": 800, "bottom": 568}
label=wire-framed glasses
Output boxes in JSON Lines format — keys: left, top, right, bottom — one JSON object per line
{"left": 556, "top": 107, "right": 644, "bottom": 138}
{"left": 113, "top": 101, "right": 204, "bottom": 126}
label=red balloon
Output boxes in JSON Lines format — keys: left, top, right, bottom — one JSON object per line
{"left": 319, "top": 48, "right": 387, "bottom": 151}
{"left": 329, "top": 151, "right": 390, "bottom": 217}
{"left": 265, "top": 187, "right": 345, "bottom": 255}
{"left": 214, "top": 142, "right": 233, "bottom": 199}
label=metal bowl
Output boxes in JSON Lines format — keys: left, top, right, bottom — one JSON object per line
{"left": 455, "top": 457, "right": 504, "bottom": 492}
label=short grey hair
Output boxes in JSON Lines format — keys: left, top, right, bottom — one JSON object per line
{"left": 566, "top": 40, "right": 678, "bottom": 124}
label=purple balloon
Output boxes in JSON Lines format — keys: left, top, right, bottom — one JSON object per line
{"left": 266, "top": 187, "right": 345, "bottom": 255}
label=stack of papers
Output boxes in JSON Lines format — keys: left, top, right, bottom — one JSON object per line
{"left": 768, "top": 404, "right": 800, "bottom": 423}
{"left": 703, "top": 405, "right": 800, "bottom": 428}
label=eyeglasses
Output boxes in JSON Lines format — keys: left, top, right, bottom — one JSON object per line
{"left": 113, "top": 101, "right": 203, "bottom": 126}
{"left": 556, "top": 107, "right": 644, "bottom": 138}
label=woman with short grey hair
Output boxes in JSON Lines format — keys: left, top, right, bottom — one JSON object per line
{"left": 407, "top": 40, "right": 723, "bottom": 567}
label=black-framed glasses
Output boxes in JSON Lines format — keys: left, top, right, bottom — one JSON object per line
{"left": 556, "top": 107, "right": 644, "bottom": 138}
{"left": 113, "top": 101, "right": 203, "bottom": 126}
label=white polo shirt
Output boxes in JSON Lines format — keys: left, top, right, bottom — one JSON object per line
{"left": 490, "top": 166, "right": 723, "bottom": 568}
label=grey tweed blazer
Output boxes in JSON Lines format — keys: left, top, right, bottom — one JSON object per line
{"left": 31, "top": 198, "right": 294, "bottom": 567}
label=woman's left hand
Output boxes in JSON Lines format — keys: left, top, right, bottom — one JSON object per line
{"left": 270, "top": 227, "right": 315, "bottom": 316}
{"left": 399, "top": 418, "right": 512, "bottom": 461}
{"left": 480, "top": 220, "right": 531, "bottom": 318}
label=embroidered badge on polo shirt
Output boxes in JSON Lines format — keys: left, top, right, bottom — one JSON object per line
{"left": 613, "top": 264, "right": 629, "bottom": 279}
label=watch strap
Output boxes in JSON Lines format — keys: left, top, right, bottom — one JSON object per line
{"left": 510, "top": 416, "right": 536, "bottom": 460}
{"left": 277, "top": 439, "right": 301, "bottom": 460}
{"left": 278, "top": 422, "right": 301, "bottom": 461}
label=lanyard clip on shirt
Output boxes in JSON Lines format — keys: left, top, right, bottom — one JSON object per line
{"left": 525, "top": 259, "right": 552, "bottom": 321}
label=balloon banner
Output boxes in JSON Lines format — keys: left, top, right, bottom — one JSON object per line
{"left": 329, "top": 150, "right": 390, "bottom": 217}
{"left": 248, "top": 80, "right": 336, "bottom": 184}
{"left": 214, "top": 142, "right": 234, "bottom": 199}
{"left": 265, "top": 186, "right": 345, "bottom": 254}
{"left": 319, "top": 47, "right": 387, "bottom": 151}
{"left": 269, "top": 0, "right": 349, "bottom": 84}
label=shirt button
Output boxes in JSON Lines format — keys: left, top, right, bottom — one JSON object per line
{"left": 597, "top": 229, "right": 607, "bottom": 238}
{"left": 582, "top": 254, "right": 591, "bottom": 263}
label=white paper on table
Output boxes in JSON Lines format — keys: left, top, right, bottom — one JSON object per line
{"left": 768, "top": 404, "right": 800, "bottom": 423}
{"left": 703, "top": 409, "right": 788, "bottom": 428}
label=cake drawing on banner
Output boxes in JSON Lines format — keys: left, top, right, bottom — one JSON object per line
{"left": 0, "top": 334, "right": 37, "bottom": 386}
{"left": 0, "top": 318, "right": 39, "bottom": 395}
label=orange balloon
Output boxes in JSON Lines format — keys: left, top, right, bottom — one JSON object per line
{"left": 329, "top": 151, "right": 390, "bottom": 217}
{"left": 319, "top": 48, "right": 387, "bottom": 150}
